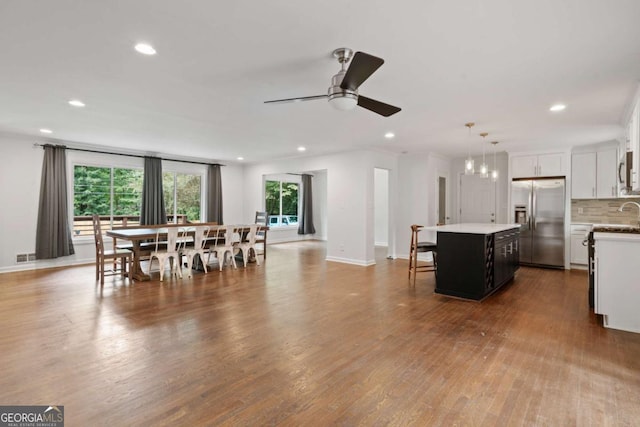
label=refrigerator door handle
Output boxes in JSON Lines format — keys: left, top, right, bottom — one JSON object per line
{"left": 531, "top": 185, "right": 536, "bottom": 231}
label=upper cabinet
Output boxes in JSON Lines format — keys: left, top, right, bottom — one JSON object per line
{"left": 511, "top": 153, "right": 564, "bottom": 178}
{"left": 596, "top": 147, "right": 618, "bottom": 198}
{"left": 571, "top": 145, "right": 618, "bottom": 199}
{"left": 572, "top": 152, "right": 597, "bottom": 199}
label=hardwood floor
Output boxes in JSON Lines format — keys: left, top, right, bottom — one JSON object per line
{"left": 1, "top": 241, "right": 639, "bottom": 426}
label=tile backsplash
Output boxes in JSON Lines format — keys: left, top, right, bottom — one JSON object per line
{"left": 572, "top": 198, "right": 640, "bottom": 225}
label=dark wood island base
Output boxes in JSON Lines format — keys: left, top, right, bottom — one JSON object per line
{"left": 429, "top": 224, "right": 520, "bottom": 301}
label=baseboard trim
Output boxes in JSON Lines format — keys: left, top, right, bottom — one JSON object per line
{"left": 325, "top": 256, "right": 376, "bottom": 267}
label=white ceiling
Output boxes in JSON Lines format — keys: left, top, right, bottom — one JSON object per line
{"left": 2, "top": 1, "right": 640, "bottom": 164}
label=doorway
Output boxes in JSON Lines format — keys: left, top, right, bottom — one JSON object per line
{"left": 436, "top": 174, "right": 448, "bottom": 225}
{"left": 459, "top": 174, "right": 496, "bottom": 223}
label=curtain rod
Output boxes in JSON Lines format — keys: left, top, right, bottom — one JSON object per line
{"left": 287, "top": 173, "right": 314, "bottom": 176}
{"left": 34, "top": 143, "right": 225, "bottom": 167}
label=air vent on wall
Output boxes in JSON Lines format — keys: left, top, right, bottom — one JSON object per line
{"left": 16, "top": 253, "right": 36, "bottom": 263}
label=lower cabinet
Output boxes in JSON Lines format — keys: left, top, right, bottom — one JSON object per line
{"left": 570, "top": 224, "right": 590, "bottom": 266}
{"left": 493, "top": 229, "right": 520, "bottom": 289}
{"left": 435, "top": 228, "right": 520, "bottom": 301}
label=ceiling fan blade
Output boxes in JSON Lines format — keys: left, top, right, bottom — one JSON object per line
{"left": 357, "top": 95, "right": 401, "bottom": 117}
{"left": 340, "top": 52, "right": 384, "bottom": 91}
{"left": 264, "top": 95, "right": 327, "bottom": 104}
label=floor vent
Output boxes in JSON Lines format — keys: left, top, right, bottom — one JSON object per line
{"left": 16, "top": 253, "right": 37, "bottom": 263}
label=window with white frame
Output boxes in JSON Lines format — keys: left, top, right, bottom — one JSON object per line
{"left": 163, "top": 171, "right": 202, "bottom": 223}
{"left": 71, "top": 155, "right": 206, "bottom": 235}
{"left": 265, "top": 178, "right": 299, "bottom": 227}
{"left": 73, "top": 165, "right": 143, "bottom": 235}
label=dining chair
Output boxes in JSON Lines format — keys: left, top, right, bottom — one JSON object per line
{"left": 183, "top": 225, "right": 211, "bottom": 278}
{"left": 148, "top": 227, "right": 185, "bottom": 281}
{"left": 91, "top": 214, "right": 132, "bottom": 285}
{"left": 237, "top": 224, "right": 260, "bottom": 267}
{"left": 254, "top": 211, "right": 268, "bottom": 259}
{"left": 212, "top": 225, "right": 238, "bottom": 271}
{"left": 408, "top": 224, "right": 437, "bottom": 285}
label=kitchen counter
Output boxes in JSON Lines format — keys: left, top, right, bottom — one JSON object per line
{"left": 426, "top": 223, "right": 521, "bottom": 234}
{"left": 434, "top": 224, "right": 520, "bottom": 301}
{"left": 593, "top": 231, "right": 640, "bottom": 333}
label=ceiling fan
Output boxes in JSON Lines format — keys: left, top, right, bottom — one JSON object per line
{"left": 264, "top": 48, "right": 401, "bottom": 117}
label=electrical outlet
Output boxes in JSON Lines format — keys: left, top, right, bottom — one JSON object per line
{"left": 578, "top": 207, "right": 584, "bottom": 214}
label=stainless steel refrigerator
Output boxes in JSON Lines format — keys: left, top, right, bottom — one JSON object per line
{"left": 511, "top": 178, "right": 565, "bottom": 268}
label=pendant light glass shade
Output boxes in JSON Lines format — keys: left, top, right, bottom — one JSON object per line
{"left": 465, "top": 158, "right": 475, "bottom": 175}
{"left": 479, "top": 132, "right": 489, "bottom": 178}
{"left": 464, "top": 122, "right": 475, "bottom": 175}
{"left": 490, "top": 141, "right": 499, "bottom": 182}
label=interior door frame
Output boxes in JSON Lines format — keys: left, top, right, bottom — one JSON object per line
{"left": 436, "top": 171, "right": 450, "bottom": 225}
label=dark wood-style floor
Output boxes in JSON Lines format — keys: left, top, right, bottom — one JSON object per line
{"left": 1, "top": 241, "right": 639, "bottom": 426}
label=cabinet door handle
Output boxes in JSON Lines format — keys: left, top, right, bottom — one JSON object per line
{"left": 612, "top": 186, "right": 615, "bottom": 196}
{"left": 592, "top": 187, "right": 595, "bottom": 197}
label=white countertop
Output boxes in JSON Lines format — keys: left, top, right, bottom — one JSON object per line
{"left": 424, "top": 223, "right": 521, "bottom": 234}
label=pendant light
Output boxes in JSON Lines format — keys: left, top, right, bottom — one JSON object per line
{"left": 490, "top": 141, "right": 499, "bottom": 182}
{"left": 479, "top": 132, "right": 489, "bottom": 178}
{"left": 464, "top": 122, "right": 475, "bottom": 175}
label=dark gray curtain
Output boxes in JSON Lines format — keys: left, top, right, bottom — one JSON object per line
{"left": 298, "top": 174, "right": 316, "bottom": 235}
{"left": 207, "top": 164, "right": 223, "bottom": 224}
{"left": 36, "top": 145, "right": 75, "bottom": 259}
{"left": 140, "top": 157, "right": 167, "bottom": 225}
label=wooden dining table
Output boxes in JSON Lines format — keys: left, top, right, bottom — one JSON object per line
{"left": 106, "top": 224, "right": 266, "bottom": 281}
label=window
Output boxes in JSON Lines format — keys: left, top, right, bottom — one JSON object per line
{"left": 265, "top": 179, "right": 299, "bottom": 227}
{"left": 73, "top": 165, "right": 143, "bottom": 235}
{"left": 163, "top": 172, "right": 202, "bottom": 223}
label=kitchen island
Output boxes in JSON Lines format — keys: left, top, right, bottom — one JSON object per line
{"left": 428, "top": 223, "right": 520, "bottom": 301}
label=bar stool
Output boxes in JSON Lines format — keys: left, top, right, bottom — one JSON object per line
{"left": 408, "top": 224, "right": 437, "bottom": 285}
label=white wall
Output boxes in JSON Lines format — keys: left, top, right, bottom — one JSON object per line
{"left": 242, "top": 149, "right": 399, "bottom": 266}
{"left": 374, "top": 168, "right": 389, "bottom": 246}
{"left": 0, "top": 134, "right": 48, "bottom": 271}
{"left": 0, "top": 132, "right": 244, "bottom": 272}
{"left": 395, "top": 152, "right": 452, "bottom": 258}
{"left": 1, "top": 132, "right": 456, "bottom": 272}
{"left": 312, "top": 170, "right": 328, "bottom": 240}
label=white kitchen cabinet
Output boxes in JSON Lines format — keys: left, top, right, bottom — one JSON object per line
{"left": 570, "top": 224, "right": 589, "bottom": 265}
{"left": 571, "top": 146, "right": 618, "bottom": 199}
{"left": 594, "top": 232, "right": 640, "bottom": 333}
{"left": 571, "top": 152, "right": 596, "bottom": 199}
{"left": 596, "top": 147, "right": 618, "bottom": 198}
{"left": 511, "top": 153, "right": 564, "bottom": 178}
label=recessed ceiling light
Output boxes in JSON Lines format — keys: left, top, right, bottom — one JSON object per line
{"left": 549, "top": 104, "right": 566, "bottom": 112}
{"left": 237, "top": 156, "right": 244, "bottom": 161}
{"left": 68, "top": 99, "right": 85, "bottom": 107}
{"left": 297, "top": 146, "right": 306, "bottom": 152}
{"left": 135, "top": 43, "right": 156, "bottom": 55}
{"left": 385, "top": 132, "right": 395, "bottom": 139}
{"left": 39, "top": 128, "right": 52, "bottom": 134}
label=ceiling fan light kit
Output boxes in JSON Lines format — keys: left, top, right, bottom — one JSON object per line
{"left": 264, "top": 47, "right": 401, "bottom": 117}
